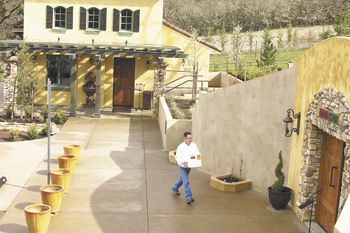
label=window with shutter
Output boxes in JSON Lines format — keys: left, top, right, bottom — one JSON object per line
{"left": 88, "top": 8, "right": 100, "bottom": 30}
{"left": 113, "top": 9, "right": 120, "bottom": 31}
{"left": 133, "top": 10, "right": 140, "bottom": 33}
{"left": 121, "top": 9, "right": 133, "bottom": 32}
{"left": 54, "top": 6, "right": 66, "bottom": 28}
{"left": 100, "top": 8, "right": 107, "bottom": 31}
{"left": 67, "top": 7, "right": 73, "bottom": 29}
{"left": 46, "top": 6, "right": 53, "bottom": 29}
{"left": 80, "top": 7, "right": 86, "bottom": 30}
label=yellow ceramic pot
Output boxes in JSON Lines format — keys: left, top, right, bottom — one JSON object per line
{"left": 58, "top": 154, "right": 77, "bottom": 173}
{"left": 24, "top": 204, "right": 51, "bottom": 233}
{"left": 63, "top": 145, "right": 81, "bottom": 160}
{"left": 50, "top": 169, "right": 72, "bottom": 194}
{"left": 40, "top": 184, "right": 64, "bottom": 213}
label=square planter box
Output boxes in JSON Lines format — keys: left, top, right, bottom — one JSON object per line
{"left": 168, "top": 150, "right": 177, "bottom": 164}
{"left": 210, "top": 174, "right": 252, "bottom": 192}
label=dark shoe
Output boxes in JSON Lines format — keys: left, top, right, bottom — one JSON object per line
{"left": 172, "top": 187, "right": 180, "bottom": 196}
{"left": 186, "top": 197, "right": 195, "bottom": 204}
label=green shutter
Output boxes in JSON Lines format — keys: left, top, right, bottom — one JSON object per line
{"left": 100, "top": 8, "right": 107, "bottom": 31}
{"left": 80, "top": 7, "right": 86, "bottom": 30}
{"left": 67, "top": 7, "right": 73, "bottom": 29}
{"left": 133, "top": 10, "right": 140, "bottom": 32}
{"left": 46, "top": 6, "right": 53, "bottom": 28}
{"left": 113, "top": 9, "right": 120, "bottom": 31}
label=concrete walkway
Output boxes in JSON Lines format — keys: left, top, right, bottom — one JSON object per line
{"left": 0, "top": 112, "right": 308, "bottom": 233}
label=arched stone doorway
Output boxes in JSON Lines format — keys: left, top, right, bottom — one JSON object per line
{"left": 298, "top": 87, "right": 350, "bottom": 232}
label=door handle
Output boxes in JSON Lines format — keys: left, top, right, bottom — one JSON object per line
{"left": 330, "top": 166, "right": 337, "bottom": 188}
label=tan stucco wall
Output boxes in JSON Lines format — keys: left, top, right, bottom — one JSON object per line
{"left": 287, "top": 37, "right": 350, "bottom": 211}
{"left": 192, "top": 68, "right": 297, "bottom": 193}
{"left": 162, "top": 25, "right": 219, "bottom": 86}
{"left": 158, "top": 97, "right": 192, "bottom": 150}
{"left": 24, "top": 0, "right": 163, "bottom": 45}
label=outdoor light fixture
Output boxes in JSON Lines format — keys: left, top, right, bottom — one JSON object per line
{"left": 283, "top": 109, "right": 301, "bottom": 137}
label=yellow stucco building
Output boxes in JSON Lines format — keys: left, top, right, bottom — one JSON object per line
{"left": 287, "top": 37, "right": 350, "bottom": 233}
{"left": 1, "top": 0, "right": 220, "bottom": 116}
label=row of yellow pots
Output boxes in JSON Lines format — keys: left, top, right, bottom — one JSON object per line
{"left": 24, "top": 145, "right": 80, "bottom": 233}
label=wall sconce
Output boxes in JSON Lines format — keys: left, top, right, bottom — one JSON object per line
{"left": 283, "top": 109, "right": 301, "bottom": 137}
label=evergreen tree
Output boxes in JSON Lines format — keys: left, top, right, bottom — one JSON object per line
{"left": 248, "top": 31, "right": 254, "bottom": 52}
{"left": 277, "top": 29, "right": 284, "bottom": 49}
{"left": 257, "top": 28, "right": 277, "bottom": 72}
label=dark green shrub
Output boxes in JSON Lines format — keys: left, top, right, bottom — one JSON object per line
{"left": 4, "top": 106, "right": 13, "bottom": 119}
{"left": 41, "top": 107, "right": 48, "bottom": 120}
{"left": 271, "top": 151, "right": 285, "bottom": 192}
{"left": 53, "top": 108, "right": 67, "bottom": 124}
{"left": 27, "top": 124, "right": 39, "bottom": 140}
{"left": 8, "top": 128, "right": 19, "bottom": 141}
{"left": 24, "top": 106, "right": 33, "bottom": 119}
{"left": 41, "top": 121, "right": 52, "bottom": 136}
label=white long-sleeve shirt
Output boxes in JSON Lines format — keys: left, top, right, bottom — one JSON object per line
{"left": 175, "top": 142, "right": 200, "bottom": 167}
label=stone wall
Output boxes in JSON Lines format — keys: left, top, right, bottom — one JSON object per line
{"left": 298, "top": 87, "right": 350, "bottom": 220}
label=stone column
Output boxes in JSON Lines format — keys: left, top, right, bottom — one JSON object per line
{"left": 69, "top": 54, "right": 77, "bottom": 117}
{"left": 94, "top": 54, "right": 102, "bottom": 118}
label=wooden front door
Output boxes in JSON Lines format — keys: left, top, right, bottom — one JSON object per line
{"left": 316, "top": 133, "right": 344, "bottom": 233}
{"left": 113, "top": 58, "right": 135, "bottom": 107}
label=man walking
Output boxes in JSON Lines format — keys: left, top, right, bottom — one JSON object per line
{"left": 171, "top": 132, "right": 200, "bottom": 204}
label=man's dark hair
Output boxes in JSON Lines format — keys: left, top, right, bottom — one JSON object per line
{"left": 184, "top": 132, "right": 192, "bottom": 138}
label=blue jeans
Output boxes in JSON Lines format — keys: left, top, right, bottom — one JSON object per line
{"left": 172, "top": 166, "right": 192, "bottom": 200}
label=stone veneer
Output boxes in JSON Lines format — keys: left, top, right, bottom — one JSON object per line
{"left": 298, "top": 87, "right": 350, "bottom": 220}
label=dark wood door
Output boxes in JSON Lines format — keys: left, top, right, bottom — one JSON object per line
{"left": 113, "top": 58, "right": 135, "bottom": 107}
{"left": 316, "top": 134, "right": 344, "bottom": 233}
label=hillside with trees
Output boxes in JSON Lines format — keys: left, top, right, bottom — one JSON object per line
{"left": 164, "top": 0, "right": 349, "bottom": 36}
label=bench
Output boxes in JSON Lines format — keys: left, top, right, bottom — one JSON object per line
{"left": 0, "top": 176, "right": 7, "bottom": 188}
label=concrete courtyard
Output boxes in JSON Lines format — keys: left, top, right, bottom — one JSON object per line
{"left": 0, "top": 112, "right": 308, "bottom": 233}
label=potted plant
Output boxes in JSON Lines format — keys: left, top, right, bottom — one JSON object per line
{"left": 268, "top": 151, "right": 292, "bottom": 210}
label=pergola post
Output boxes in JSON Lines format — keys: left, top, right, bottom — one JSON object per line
{"left": 94, "top": 54, "right": 102, "bottom": 118}
{"left": 70, "top": 53, "right": 77, "bottom": 117}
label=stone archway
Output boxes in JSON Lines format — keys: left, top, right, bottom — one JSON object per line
{"left": 298, "top": 87, "right": 350, "bottom": 221}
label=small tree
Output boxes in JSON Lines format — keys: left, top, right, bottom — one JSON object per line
{"left": 204, "top": 27, "right": 214, "bottom": 43}
{"left": 292, "top": 29, "right": 299, "bottom": 48}
{"left": 219, "top": 27, "right": 228, "bottom": 52}
{"left": 271, "top": 151, "right": 285, "bottom": 192}
{"left": 287, "top": 23, "right": 293, "bottom": 45}
{"left": 277, "top": 29, "right": 284, "bottom": 49}
{"left": 257, "top": 28, "right": 277, "bottom": 72}
{"left": 335, "top": 7, "right": 350, "bottom": 35}
{"left": 229, "top": 24, "right": 245, "bottom": 71}
{"left": 16, "top": 46, "right": 39, "bottom": 119}
{"left": 248, "top": 31, "right": 254, "bottom": 52}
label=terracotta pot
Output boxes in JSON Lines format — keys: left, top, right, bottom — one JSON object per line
{"left": 50, "top": 169, "right": 72, "bottom": 194}
{"left": 24, "top": 204, "right": 51, "bottom": 233}
{"left": 40, "top": 184, "right": 64, "bottom": 213}
{"left": 63, "top": 145, "right": 81, "bottom": 161}
{"left": 58, "top": 154, "right": 77, "bottom": 173}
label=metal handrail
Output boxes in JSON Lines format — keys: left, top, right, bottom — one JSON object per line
{"left": 164, "top": 74, "right": 204, "bottom": 87}
{"left": 165, "top": 79, "right": 208, "bottom": 94}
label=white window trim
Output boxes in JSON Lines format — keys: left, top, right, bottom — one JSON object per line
{"left": 53, "top": 6, "right": 67, "bottom": 30}
{"left": 120, "top": 9, "right": 133, "bottom": 33}
{"left": 87, "top": 7, "right": 100, "bottom": 31}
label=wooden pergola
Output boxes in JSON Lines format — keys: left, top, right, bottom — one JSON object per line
{"left": 0, "top": 40, "right": 187, "bottom": 117}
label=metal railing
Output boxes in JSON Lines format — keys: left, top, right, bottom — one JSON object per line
{"left": 165, "top": 79, "right": 209, "bottom": 94}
